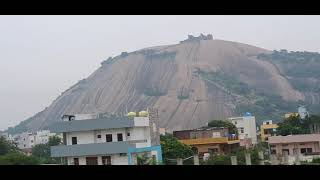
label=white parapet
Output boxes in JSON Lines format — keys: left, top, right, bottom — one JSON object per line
{"left": 133, "top": 117, "right": 149, "bottom": 127}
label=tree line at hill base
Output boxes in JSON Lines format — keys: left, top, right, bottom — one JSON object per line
{"left": 0, "top": 135, "right": 61, "bottom": 165}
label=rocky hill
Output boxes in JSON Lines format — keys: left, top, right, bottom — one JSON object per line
{"left": 8, "top": 34, "right": 318, "bottom": 134}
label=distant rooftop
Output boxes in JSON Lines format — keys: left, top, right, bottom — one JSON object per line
{"left": 173, "top": 127, "right": 227, "bottom": 133}
{"left": 268, "top": 134, "right": 320, "bottom": 144}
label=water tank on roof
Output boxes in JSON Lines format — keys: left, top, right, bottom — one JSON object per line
{"left": 139, "top": 111, "right": 148, "bottom": 117}
{"left": 127, "top": 112, "right": 136, "bottom": 117}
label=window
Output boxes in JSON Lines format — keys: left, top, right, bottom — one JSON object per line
{"left": 97, "top": 135, "right": 101, "bottom": 139}
{"left": 282, "top": 149, "right": 289, "bottom": 155}
{"left": 73, "top": 158, "right": 79, "bottom": 165}
{"left": 266, "top": 122, "right": 270, "bottom": 125}
{"left": 271, "top": 150, "right": 276, "bottom": 154}
{"left": 24, "top": 144, "right": 26, "bottom": 147}
{"left": 234, "top": 121, "right": 237, "bottom": 125}
{"left": 117, "top": 133, "right": 123, "bottom": 141}
{"left": 240, "top": 128, "right": 244, "bottom": 134}
{"left": 127, "top": 132, "right": 130, "bottom": 137}
{"left": 301, "top": 148, "right": 307, "bottom": 154}
{"left": 307, "top": 148, "right": 313, "bottom": 153}
{"left": 31, "top": 140, "right": 33, "bottom": 143}
{"left": 102, "top": 156, "right": 111, "bottom": 165}
{"left": 72, "top": 137, "right": 77, "bottom": 145}
{"left": 208, "top": 148, "right": 219, "bottom": 154}
{"left": 106, "top": 134, "right": 112, "bottom": 142}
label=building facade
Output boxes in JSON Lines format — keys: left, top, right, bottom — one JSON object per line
{"left": 228, "top": 113, "right": 257, "bottom": 146}
{"left": 50, "top": 110, "right": 162, "bottom": 165}
{"left": 268, "top": 134, "right": 320, "bottom": 156}
{"left": 260, "top": 120, "right": 278, "bottom": 142}
{"left": 284, "top": 112, "right": 299, "bottom": 119}
{"left": 298, "top": 106, "right": 309, "bottom": 119}
{"left": 173, "top": 127, "right": 240, "bottom": 157}
{"left": 0, "top": 132, "right": 13, "bottom": 142}
{"left": 14, "top": 132, "right": 36, "bottom": 150}
{"left": 13, "top": 130, "right": 59, "bottom": 151}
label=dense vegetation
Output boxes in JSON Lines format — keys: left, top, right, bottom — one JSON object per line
{"left": 276, "top": 114, "right": 320, "bottom": 136}
{"left": 198, "top": 69, "right": 302, "bottom": 123}
{"left": 0, "top": 137, "right": 39, "bottom": 165}
{"left": 31, "top": 135, "right": 62, "bottom": 164}
{"left": 207, "top": 120, "right": 238, "bottom": 134}
{"left": 160, "top": 134, "right": 194, "bottom": 165}
{"left": 0, "top": 135, "right": 62, "bottom": 165}
{"left": 258, "top": 50, "right": 320, "bottom": 91}
{"left": 202, "top": 145, "right": 266, "bottom": 165}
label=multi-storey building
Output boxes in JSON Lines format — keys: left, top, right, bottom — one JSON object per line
{"left": 12, "top": 130, "right": 60, "bottom": 156}
{"left": 14, "top": 132, "right": 36, "bottom": 150}
{"left": 228, "top": 113, "right": 257, "bottom": 146}
{"left": 260, "top": 120, "right": 278, "bottom": 142}
{"left": 49, "top": 109, "right": 162, "bottom": 165}
{"left": 268, "top": 134, "right": 320, "bottom": 156}
{"left": 173, "top": 127, "right": 240, "bottom": 157}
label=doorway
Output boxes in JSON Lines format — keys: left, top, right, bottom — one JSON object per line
{"left": 86, "top": 157, "right": 98, "bottom": 165}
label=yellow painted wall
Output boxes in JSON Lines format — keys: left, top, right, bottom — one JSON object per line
{"left": 260, "top": 124, "right": 278, "bottom": 142}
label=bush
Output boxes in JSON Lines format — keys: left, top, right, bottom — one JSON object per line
{"left": 0, "top": 153, "right": 40, "bottom": 165}
{"left": 202, "top": 154, "right": 231, "bottom": 165}
{"left": 160, "top": 134, "right": 194, "bottom": 165}
{"left": 208, "top": 120, "right": 237, "bottom": 134}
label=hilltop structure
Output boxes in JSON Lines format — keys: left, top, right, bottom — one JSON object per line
{"left": 179, "top": 33, "right": 213, "bottom": 43}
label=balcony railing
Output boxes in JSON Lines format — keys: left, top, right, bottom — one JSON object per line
{"left": 51, "top": 139, "right": 147, "bottom": 158}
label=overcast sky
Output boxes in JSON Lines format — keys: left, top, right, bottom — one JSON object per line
{"left": 1, "top": 15, "right": 320, "bottom": 131}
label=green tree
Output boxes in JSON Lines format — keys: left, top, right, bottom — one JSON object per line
{"left": 136, "top": 153, "right": 158, "bottom": 165}
{"left": 0, "top": 152, "right": 39, "bottom": 165}
{"left": 32, "top": 144, "right": 50, "bottom": 163}
{"left": 160, "top": 134, "right": 193, "bottom": 165}
{"left": 276, "top": 115, "right": 311, "bottom": 136}
{"left": 208, "top": 120, "right": 238, "bottom": 134}
{"left": 31, "top": 135, "right": 62, "bottom": 164}
{"left": 0, "top": 136, "right": 18, "bottom": 155}
{"left": 48, "top": 135, "right": 61, "bottom": 146}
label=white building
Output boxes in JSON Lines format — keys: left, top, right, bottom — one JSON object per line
{"left": 298, "top": 106, "right": 309, "bottom": 119}
{"left": 13, "top": 130, "right": 60, "bottom": 151}
{"left": 228, "top": 112, "right": 257, "bottom": 146}
{"left": 14, "top": 132, "right": 36, "bottom": 150}
{"left": 49, "top": 110, "right": 163, "bottom": 165}
{"left": 0, "top": 132, "right": 14, "bottom": 142}
{"left": 35, "top": 130, "right": 59, "bottom": 145}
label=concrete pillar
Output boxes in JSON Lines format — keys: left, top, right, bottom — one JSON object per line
{"left": 295, "top": 153, "right": 301, "bottom": 165}
{"left": 231, "top": 156, "right": 237, "bottom": 165}
{"left": 193, "top": 155, "right": 199, "bottom": 165}
{"left": 259, "top": 151, "right": 264, "bottom": 165}
{"left": 283, "top": 151, "right": 289, "bottom": 165}
{"left": 245, "top": 153, "right": 252, "bottom": 165}
{"left": 177, "top": 158, "right": 183, "bottom": 165}
{"left": 270, "top": 154, "right": 279, "bottom": 165}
